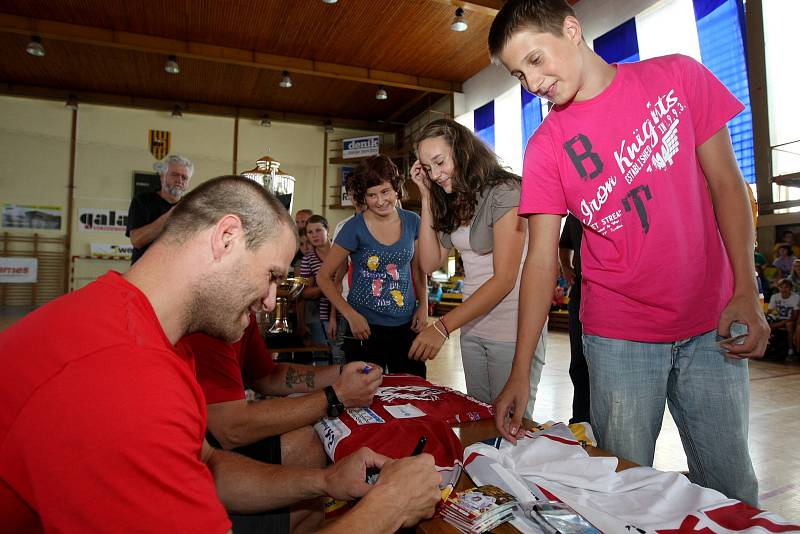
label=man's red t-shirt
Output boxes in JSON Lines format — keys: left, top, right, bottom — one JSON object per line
{"left": 176, "top": 315, "right": 277, "bottom": 404}
{"left": 0, "top": 272, "right": 230, "bottom": 533}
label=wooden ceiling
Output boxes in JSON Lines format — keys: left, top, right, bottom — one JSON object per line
{"left": 0, "top": 0, "right": 519, "bottom": 128}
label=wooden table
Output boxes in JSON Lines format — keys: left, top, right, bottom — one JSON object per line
{"left": 416, "top": 419, "right": 636, "bottom": 534}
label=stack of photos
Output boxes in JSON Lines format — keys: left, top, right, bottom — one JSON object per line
{"left": 440, "top": 485, "right": 517, "bottom": 533}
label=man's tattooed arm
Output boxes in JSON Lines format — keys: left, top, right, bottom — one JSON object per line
{"left": 284, "top": 367, "right": 316, "bottom": 389}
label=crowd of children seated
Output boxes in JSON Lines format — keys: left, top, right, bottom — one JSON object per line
{"left": 760, "top": 229, "right": 800, "bottom": 361}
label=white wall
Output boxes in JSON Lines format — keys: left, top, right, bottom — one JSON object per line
{"left": 0, "top": 97, "right": 72, "bottom": 240}
{"left": 460, "top": 63, "right": 518, "bottom": 117}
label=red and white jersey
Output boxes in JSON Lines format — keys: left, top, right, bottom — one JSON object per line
{"left": 314, "top": 374, "right": 494, "bottom": 489}
{"left": 463, "top": 423, "right": 799, "bottom": 533}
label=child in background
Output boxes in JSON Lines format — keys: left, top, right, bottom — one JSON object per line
{"left": 290, "top": 227, "right": 312, "bottom": 275}
{"left": 488, "top": 0, "right": 767, "bottom": 505}
{"left": 773, "top": 244, "right": 797, "bottom": 277}
{"left": 767, "top": 279, "right": 800, "bottom": 361}
{"left": 771, "top": 230, "right": 800, "bottom": 259}
{"left": 300, "top": 215, "right": 345, "bottom": 362}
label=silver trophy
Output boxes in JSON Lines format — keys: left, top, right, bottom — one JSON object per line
{"left": 241, "top": 155, "right": 296, "bottom": 214}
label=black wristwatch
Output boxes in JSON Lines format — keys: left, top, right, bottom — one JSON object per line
{"left": 324, "top": 386, "right": 344, "bottom": 418}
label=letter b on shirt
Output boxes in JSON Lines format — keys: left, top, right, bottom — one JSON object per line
{"left": 564, "top": 134, "right": 603, "bottom": 180}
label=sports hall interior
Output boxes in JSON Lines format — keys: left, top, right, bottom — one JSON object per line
{"left": 0, "top": 0, "right": 797, "bottom": 522}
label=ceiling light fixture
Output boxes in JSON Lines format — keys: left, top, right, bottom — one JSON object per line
{"left": 451, "top": 7, "right": 468, "bottom": 32}
{"left": 324, "top": 121, "right": 334, "bottom": 134}
{"left": 171, "top": 104, "right": 183, "bottom": 118}
{"left": 65, "top": 94, "right": 78, "bottom": 110}
{"left": 322, "top": 0, "right": 338, "bottom": 3}
{"left": 375, "top": 85, "right": 388, "bottom": 100}
{"left": 279, "top": 71, "right": 293, "bottom": 88}
{"left": 26, "top": 35, "right": 45, "bottom": 57}
{"left": 260, "top": 114, "right": 272, "bottom": 127}
{"left": 164, "top": 55, "right": 180, "bottom": 74}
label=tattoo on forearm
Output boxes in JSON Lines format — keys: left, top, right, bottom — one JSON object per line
{"left": 285, "top": 368, "right": 298, "bottom": 388}
{"left": 285, "top": 367, "right": 316, "bottom": 389}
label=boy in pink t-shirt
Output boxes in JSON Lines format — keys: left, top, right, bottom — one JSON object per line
{"left": 487, "top": 0, "right": 768, "bottom": 506}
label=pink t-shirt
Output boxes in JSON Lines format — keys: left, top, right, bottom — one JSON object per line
{"left": 520, "top": 54, "right": 743, "bottom": 342}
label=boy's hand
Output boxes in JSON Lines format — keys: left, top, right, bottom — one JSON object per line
{"left": 493, "top": 375, "right": 529, "bottom": 444}
{"left": 718, "top": 294, "right": 770, "bottom": 359}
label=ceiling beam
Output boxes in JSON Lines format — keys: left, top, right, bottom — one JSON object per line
{"left": 386, "top": 91, "right": 432, "bottom": 122}
{"left": 0, "top": 83, "right": 399, "bottom": 131}
{"left": 0, "top": 13, "right": 462, "bottom": 94}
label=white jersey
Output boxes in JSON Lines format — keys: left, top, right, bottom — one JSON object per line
{"left": 464, "top": 423, "right": 798, "bottom": 533}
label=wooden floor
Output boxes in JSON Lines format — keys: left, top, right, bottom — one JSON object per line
{"left": 2, "top": 308, "right": 798, "bottom": 521}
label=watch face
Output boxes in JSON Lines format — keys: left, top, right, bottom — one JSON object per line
{"left": 325, "top": 386, "right": 344, "bottom": 418}
{"left": 327, "top": 403, "right": 344, "bottom": 418}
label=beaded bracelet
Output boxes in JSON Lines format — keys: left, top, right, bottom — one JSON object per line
{"left": 439, "top": 317, "right": 451, "bottom": 337}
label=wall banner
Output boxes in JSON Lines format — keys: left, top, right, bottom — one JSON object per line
{"left": 2, "top": 204, "right": 63, "bottom": 230}
{"left": 90, "top": 243, "right": 133, "bottom": 259}
{"left": 0, "top": 257, "right": 38, "bottom": 283}
{"left": 149, "top": 130, "right": 171, "bottom": 160}
{"left": 78, "top": 209, "right": 128, "bottom": 232}
{"left": 342, "top": 136, "right": 379, "bottom": 159}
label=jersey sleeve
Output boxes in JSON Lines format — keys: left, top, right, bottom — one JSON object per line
{"left": 179, "top": 333, "right": 247, "bottom": 404}
{"left": 14, "top": 349, "right": 230, "bottom": 533}
{"left": 519, "top": 126, "right": 568, "bottom": 216}
{"left": 240, "top": 315, "right": 277, "bottom": 385}
{"left": 676, "top": 54, "right": 744, "bottom": 146}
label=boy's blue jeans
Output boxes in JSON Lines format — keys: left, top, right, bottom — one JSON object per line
{"left": 583, "top": 330, "right": 758, "bottom": 506}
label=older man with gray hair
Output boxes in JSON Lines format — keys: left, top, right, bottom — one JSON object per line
{"left": 126, "top": 154, "right": 194, "bottom": 264}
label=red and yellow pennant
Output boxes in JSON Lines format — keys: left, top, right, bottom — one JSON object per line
{"left": 148, "top": 130, "right": 171, "bottom": 160}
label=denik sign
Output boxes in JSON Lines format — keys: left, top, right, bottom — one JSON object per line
{"left": 342, "top": 136, "right": 380, "bottom": 159}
